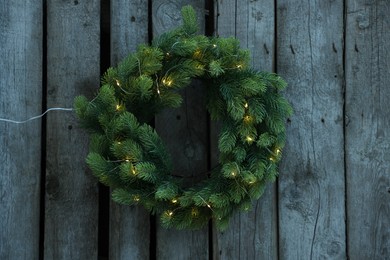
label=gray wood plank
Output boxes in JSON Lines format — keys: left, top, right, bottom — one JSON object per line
{"left": 277, "top": 0, "right": 346, "bottom": 259}
{"left": 44, "top": 1, "right": 100, "bottom": 259}
{"left": 152, "top": 1, "right": 209, "bottom": 259}
{"left": 345, "top": 1, "right": 390, "bottom": 258}
{"left": 213, "top": 0, "right": 278, "bottom": 259}
{"left": 109, "top": 1, "right": 150, "bottom": 259}
{"left": 0, "top": 2, "right": 42, "bottom": 258}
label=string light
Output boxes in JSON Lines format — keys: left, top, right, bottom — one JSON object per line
{"left": 133, "top": 195, "right": 140, "bottom": 202}
{"left": 191, "top": 208, "right": 198, "bottom": 217}
{"left": 212, "top": 44, "right": 217, "bottom": 48}
{"left": 157, "top": 88, "right": 161, "bottom": 95}
{"left": 266, "top": 148, "right": 281, "bottom": 162}
{"left": 243, "top": 115, "right": 252, "bottom": 123}
{"left": 171, "top": 198, "right": 178, "bottom": 204}
{"left": 115, "top": 79, "right": 121, "bottom": 86}
{"left": 131, "top": 168, "right": 137, "bottom": 175}
{"left": 162, "top": 78, "right": 173, "bottom": 86}
{"left": 244, "top": 102, "right": 249, "bottom": 109}
{"left": 166, "top": 210, "right": 174, "bottom": 217}
{"left": 246, "top": 136, "right": 254, "bottom": 143}
{"left": 116, "top": 104, "right": 121, "bottom": 111}
{"left": 231, "top": 171, "right": 236, "bottom": 177}
{"left": 196, "top": 64, "right": 204, "bottom": 70}
{"left": 236, "top": 64, "right": 243, "bottom": 69}
{"left": 198, "top": 195, "right": 212, "bottom": 210}
{"left": 247, "top": 175, "right": 257, "bottom": 184}
{"left": 193, "top": 49, "right": 202, "bottom": 58}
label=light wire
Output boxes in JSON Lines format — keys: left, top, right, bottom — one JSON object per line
{"left": 0, "top": 107, "right": 73, "bottom": 124}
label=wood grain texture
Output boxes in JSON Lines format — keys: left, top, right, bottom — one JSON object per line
{"left": 109, "top": 1, "right": 150, "bottom": 259}
{"left": 345, "top": 1, "right": 390, "bottom": 258}
{"left": 213, "top": 0, "right": 277, "bottom": 259}
{"left": 277, "top": 0, "right": 346, "bottom": 259}
{"left": 152, "top": 1, "right": 209, "bottom": 259}
{"left": 0, "top": 1, "right": 42, "bottom": 258}
{"left": 44, "top": 1, "right": 100, "bottom": 258}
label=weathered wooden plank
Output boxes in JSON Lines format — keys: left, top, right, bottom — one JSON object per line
{"left": 277, "top": 0, "right": 346, "bottom": 258}
{"left": 345, "top": 1, "right": 390, "bottom": 258}
{"left": 44, "top": 1, "right": 100, "bottom": 258}
{"left": 213, "top": 1, "right": 277, "bottom": 259}
{"left": 152, "top": 1, "right": 209, "bottom": 259}
{"left": 109, "top": 1, "right": 150, "bottom": 259}
{"left": 0, "top": 1, "right": 42, "bottom": 258}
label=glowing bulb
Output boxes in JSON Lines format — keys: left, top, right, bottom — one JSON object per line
{"left": 231, "top": 171, "right": 236, "bottom": 177}
{"left": 117, "top": 141, "right": 121, "bottom": 145}
{"left": 213, "top": 44, "right": 217, "bottom": 48}
{"left": 244, "top": 102, "right": 249, "bottom": 108}
{"left": 166, "top": 210, "right": 173, "bottom": 217}
{"left": 171, "top": 198, "right": 178, "bottom": 204}
{"left": 166, "top": 52, "right": 170, "bottom": 56}
{"left": 116, "top": 104, "right": 121, "bottom": 110}
{"left": 196, "top": 64, "right": 204, "bottom": 70}
{"left": 162, "top": 78, "right": 173, "bottom": 86}
{"left": 243, "top": 115, "right": 252, "bottom": 123}
{"left": 236, "top": 64, "right": 243, "bottom": 69}
{"left": 248, "top": 180, "right": 255, "bottom": 184}
{"left": 191, "top": 208, "right": 198, "bottom": 217}
{"left": 116, "top": 79, "right": 121, "bottom": 86}
{"left": 276, "top": 149, "right": 281, "bottom": 155}
{"left": 246, "top": 136, "right": 254, "bottom": 142}
{"left": 133, "top": 195, "right": 140, "bottom": 202}
{"left": 131, "top": 168, "right": 136, "bottom": 175}
{"left": 269, "top": 157, "right": 275, "bottom": 162}
{"left": 193, "top": 50, "right": 202, "bottom": 58}
{"left": 157, "top": 88, "right": 161, "bottom": 94}
{"left": 207, "top": 204, "right": 211, "bottom": 209}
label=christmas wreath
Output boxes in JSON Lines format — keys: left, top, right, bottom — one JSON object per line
{"left": 74, "top": 6, "right": 292, "bottom": 230}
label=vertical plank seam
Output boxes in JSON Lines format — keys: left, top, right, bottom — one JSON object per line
{"left": 205, "top": 1, "right": 215, "bottom": 258}
{"left": 39, "top": 1, "right": 48, "bottom": 259}
{"left": 150, "top": 214, "right": 157, "bottom": 260}
{"left": 214, "top": 0, "right": 219, "bottom": 37}
{"left": 148, "top": 0, "right": 153, "bottom": 43}
{"left": 148, "top": 1, "right": 157, "bottom": 259}
{"left": 234, "top": 0, "right": 237, "bottom": 38}
{"left": 342, "top": 0, "right": 349, "bottom": 259}
{"left": 274, "top": 0, "right": 280, "bottom": 259}
{"left": 211, "top": 2, "right": 219, "bottom": 259}
{"left": 98, "top": 1, "right": 111, "bottom": 257}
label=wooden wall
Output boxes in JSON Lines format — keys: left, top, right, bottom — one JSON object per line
{"left": 0, "top": 0, "right": 389, "bottom": 259}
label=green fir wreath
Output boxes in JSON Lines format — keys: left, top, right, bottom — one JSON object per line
{"left": 74, "top": 6, "right": 292, "bottom": 230}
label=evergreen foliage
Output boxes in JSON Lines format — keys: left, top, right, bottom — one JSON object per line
{"left": 74, "top": 6, "right": 292, "bottom": 230}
